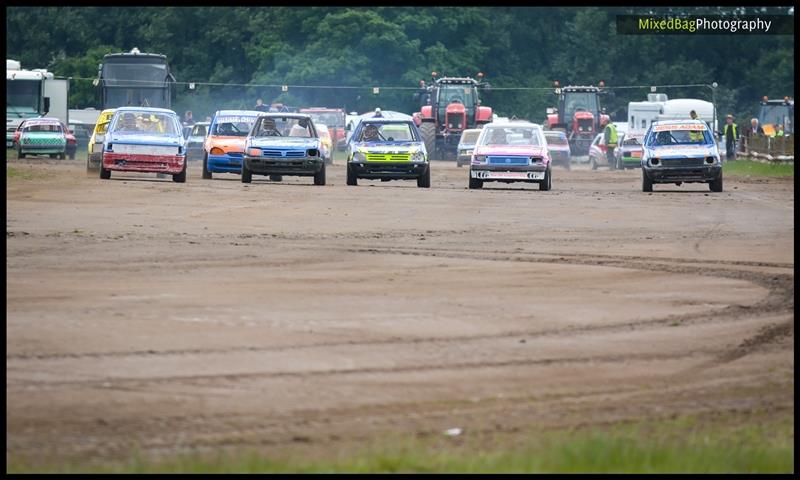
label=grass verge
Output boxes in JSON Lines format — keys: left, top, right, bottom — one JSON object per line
{"left": 724, "top": 160, "right": 794, "bottom": 177}
{"left": 7, "top": 409, "right": 793, "bottom": 473}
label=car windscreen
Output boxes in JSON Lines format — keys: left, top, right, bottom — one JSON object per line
{"left": 252, "top": 117, "right": 316, "bottom": 138}
{"left": 646, "top": 125, "right": 712, "bottom": 147}
{"left": 358, "top": 122, "right": 416, "bottom": 142}
{"left": 111, "top": 112, "right": 179, "bottom": 135}
{"left": 460, "top": 130, "right": 480, "bottom": 144}
{"left": 24, "top": 122, "right": 62, "bottom": 133}
{"left": 212, "top": 116, "right": 257, "bottom": 137}
{"left": 480, "top": 126, "right": 542, "bottom": 146}
{"left": 544, "top": 134, "right": 568, "bottom": 145}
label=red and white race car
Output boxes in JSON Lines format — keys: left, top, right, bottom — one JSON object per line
{"left": 469, "top": 121, "right": 552, "bottom": 190}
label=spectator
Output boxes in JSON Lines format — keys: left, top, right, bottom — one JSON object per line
{"left": 183, "top": 110, "right": 195, "bottom": 126}
{"left": 721, "top": 114, "right": 738, "bottom": 161}
{"left": 745, "top": 118, "right": 764, "bottom": 138}
{"left": 254, "top": 98, "right": 268, "bottom": 112}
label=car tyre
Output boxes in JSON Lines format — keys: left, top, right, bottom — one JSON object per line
{"left": 417, "top": 165, "right": 431, "bottom": 188}
{"left": 709, "top": 172, "right": 723, "bottom": 192}
{"left": 642, "top": 172, "right": 653, "bottom": 192}
{"left": 241, "top": 161, "right": 252, "bottom": 183}
{"left": 269, "top": 175, "right": 282, "bottom": 182}
{"left": 590, "top": 156, "right": 598, "bottom": 170}
{"left": 539, "top": 167, "right": 552, "bottom": 191}
{"left": 314, "top": 163, "right": 326, "bottom": 186}
{"left": 468, "top": 176, "right": 483, "bottom": 189}
{"left": 173, "top": 161, "right": 187, "bottom": 183}
{"left": 202, "top": 152, "right": 212, "bottom": 179}
{"left": 100, "top": 164, "right": 111, "bottom": 180}
{"left": 346, "top": 163, "right": 358, "bottom": 186}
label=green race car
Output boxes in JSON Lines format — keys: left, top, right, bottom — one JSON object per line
{"left": 346, "top": 118, "right": 430, "bottom": 188}
{"left": 15, "top": 117, "right": 67, "bottom": 159}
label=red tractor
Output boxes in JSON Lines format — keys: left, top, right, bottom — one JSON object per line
{"left": 412, "top": 72, "right": 493, "bottom": 160}
{"left": 544, "top": 82, "right": 610, "bottom": 156}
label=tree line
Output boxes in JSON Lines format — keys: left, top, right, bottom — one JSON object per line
{"left": 6, "top": 6, "right": 794, "bottom": 124}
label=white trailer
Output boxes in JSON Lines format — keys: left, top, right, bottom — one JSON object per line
{"left": 7, "top": 59, "right": 69, "bottom": 147}
{"left": 628, "top": 94, "right": 717, "bottom": 137}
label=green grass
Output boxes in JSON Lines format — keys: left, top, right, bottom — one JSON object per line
{"left": 6, "top": 165, "right": 54, "bottom": 181}
{"left": 724, "top": 160, "right": 794, "bottom": 177}
{"left": 8, "top": 410, "right": 793, "bottom": 473}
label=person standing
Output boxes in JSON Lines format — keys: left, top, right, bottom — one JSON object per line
{"left": 254, "top": 98, "right": 268, "bottom": 112}
{"left": 721, "top": 114, "right": 738, "bottom": 161}
{"left": 183, "top": 110, "right": 195, "bottom": 126}
{"left": 602, "top": 118, "right": 618, "bottom": 170}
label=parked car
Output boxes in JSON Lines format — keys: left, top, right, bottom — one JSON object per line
{"left": 316, "top": 123, "right": 334, "bottom": 165}
{"left": 59, "top": 121, "right": 78, "bottom": 160}
{"left": 15, "top": 117, "right": 67, "bottom": 159}
{"left": 588, "top": 133, "right": 611, "bottom": 170}
{"left": 185, "top": 122, "right": 209, "bottom": 162}
{"left": 613, "top": 132, "right": 644, "bottom": 170}
{"left": 87, "top": 109, "right": 116, "bottom": 172}
{"left": 469, "top": 121, "right": 552, "bottom": 190}
{"left": 242, "top": 113, "right": 326, "bottom": 185}
{"left": 68, "top": 121, "right": 93, "bottom": 159}
{"left": 543, "top": 130, "right": 571, "bottom": 170}
{"left": 202, "top": 110, "right": 263, "bottom": 179}
{"left": 100, "top": 107, "right": 187, "bottom": 183}
{"left": 456, "top": 128, "right": 482, "bottom": 167}
{"left": 346, "top": 117, "right": 429, "bottom": 188}
{"left": 641, "top": 120, "right": 723, "bottom": 192}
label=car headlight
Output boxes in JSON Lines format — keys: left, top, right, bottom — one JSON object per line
{"left": 247, "top": 147, "right": 261, "bottom": 157}
{"left": 411, "top": 151, "right": 426, "bottom": 162}
{"left": 473, "top": 155, "right": 486, "bottom": 164}
{"left": 353, "top": 152, "right": 366, "bottom": 162}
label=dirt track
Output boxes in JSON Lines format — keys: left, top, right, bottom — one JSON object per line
{"left": 6, "top": 157, "right": 794, "bottom": 463}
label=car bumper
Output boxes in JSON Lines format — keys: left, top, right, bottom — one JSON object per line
{"left": 207, "top": 153, "right": 244, "bottom": 173}
{"left": 643, "top": 165, "right": 721, "bottom": 183}
{"left": 103, "top": 152, "right": 186, "bottom": 174}
{"left": 244, "top": 155, "right": 324, "bottom": 175}
{"left": 350, "top": 161, "right": 428, "bottom": 179}
{"left": 618, "top": 156, "right": 642, "bottom": 167}
{"left": 18, "top": 144, "right": 66, "bottom": 154}
{"left": 470, "top": 164, "right": 548, "bottom": 181}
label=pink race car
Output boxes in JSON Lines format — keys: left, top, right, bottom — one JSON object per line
{"left": 469, "top": 121, "right": 552, "bottom": 190}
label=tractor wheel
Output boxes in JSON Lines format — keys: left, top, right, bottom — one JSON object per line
{"left": 419, "top": 122, "right": 436, "bottom": 161}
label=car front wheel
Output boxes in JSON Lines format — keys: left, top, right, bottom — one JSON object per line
{"left": 642, "top": 172, "right": 653, "bottom": 192}
{"left": 314, "top": 163, "right": 326, "bottom": 185}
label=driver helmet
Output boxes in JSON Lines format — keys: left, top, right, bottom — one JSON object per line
{"left": 363, "top": 124, "right": 379, "bottom": 140}
{"left": 262, "top": 117, "right": 277, "bottom": 132}
{"left": 120, "top": 112, "right": 137, "bottom": 129}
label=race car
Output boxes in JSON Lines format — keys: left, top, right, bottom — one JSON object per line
{"left": 456, "top": 128, "right": 481, "bottom": 167}
{"left": 543, "top": 130, "right": 571, "bottom": 170}
{"left": 202, "top": 110, "right": 262, "bottom": 179}
{"left": 469, "top": 121, "right": 552, "bottom": 190}
{"left": 185, "top": 121, "right": 209, "bottom": 162}
{"left": 241, "top": 113, "right": 326, "bottom": 185}
{"left": 641, "top": 120, "right": 723, "bottom": 192}
{"left": 588, "top": 132, "right": 612, "bottom": 170}
{"left": 316, "top": 123, "right": 334, "bottom": 164}
{"left": 15, "top": 117, "right": 67, "bottom": 159}
{"left": 346, "top": 118, "right": 430, "bottom": 188}
{"left": 100, "top": 107, "right": 187, "bottom": 183}
{"left": 614, "top": 132, "right": 644, "bottom": 170}
{"left": 87, "top": 109, "right": 116, "bottom": 172}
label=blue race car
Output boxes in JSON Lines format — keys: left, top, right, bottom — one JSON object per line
{"left": 241, "top": 113, "right": 326, "bottom": 185}
{"left": 641, "top": 120, "right": 723, "bottom": 192}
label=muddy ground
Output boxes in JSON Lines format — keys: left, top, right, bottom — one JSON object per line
{"left": 6, "top": 156, "right": 794, "bottom": 465}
